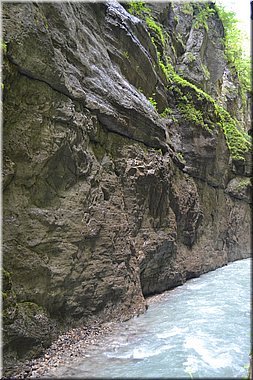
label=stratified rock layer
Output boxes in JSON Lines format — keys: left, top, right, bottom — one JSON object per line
{"left": 2, "top": 1, "right": 251, "bottom": 375}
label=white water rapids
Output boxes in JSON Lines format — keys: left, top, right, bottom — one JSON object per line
{"left": 46, "top": 258, "right": 251, "bottom": 378}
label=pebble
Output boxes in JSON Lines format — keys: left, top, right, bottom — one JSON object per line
{"left": 11, "top": 321, "right": 117, "bottom": 378}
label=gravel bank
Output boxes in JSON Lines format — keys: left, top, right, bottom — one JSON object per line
{"left": 8, "top": 321, "right": 119, "bottom": 379}
{"left": 4, "top": 300, "right": 153, "bottom": 378}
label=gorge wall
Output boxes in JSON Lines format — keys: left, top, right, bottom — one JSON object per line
{"left": 2, "top": 1, "right": 252, "bottom": 375}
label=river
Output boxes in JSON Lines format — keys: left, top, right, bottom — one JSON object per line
{"left": 45, "top": 258, "right": 251, "bottom": 378}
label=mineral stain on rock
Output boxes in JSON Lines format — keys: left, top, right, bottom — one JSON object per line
{"left": 2, "top": 1, "right": 251, "bottom": 376}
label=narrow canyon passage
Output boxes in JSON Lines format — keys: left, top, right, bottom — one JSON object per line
{"left": 35, "top": 258, "right": 251, "bottom": 378}
{"left": 2, "top": 2, "right": 251, "bottom": 377}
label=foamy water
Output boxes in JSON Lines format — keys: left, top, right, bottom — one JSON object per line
{"left": 46, "top": 258, "right": 251, "bottom": 378}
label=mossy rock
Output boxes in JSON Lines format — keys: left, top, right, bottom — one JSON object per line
{"left": 225, "top": 177, "right": 252, "bottom": 203}
{"left": 3, "top": 269, "right": 12, "bottom": 292}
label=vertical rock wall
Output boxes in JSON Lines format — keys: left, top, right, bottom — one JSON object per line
{"left": 2, "top": 1, "right": 251, "bottom": 375}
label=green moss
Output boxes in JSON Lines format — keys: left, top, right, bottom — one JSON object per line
{"left": 177, "top": 33, "right": 186, "bottom": 50}
{"left": 128, "top": 4, "right": 165, "bottom": 48}
{"left": 235, "top": 178, "right": 251, "bottom": 190}
{"left": 123, "top": 50, "right": 129, "bottom": 60}
{"left": 215, "top": 105, "right": 251, "bottom": 161}
{"left": 148, "top": 95, "right": 157, "bottom": 110}
{"left": 193, "top": 3, "right": 215, "bottom": 32}
{"left": 185, "top": 52, "right": 195, "bottom": 64}
{"left": 156, "top": 148, "right": 163, "bottom": 156}
{"left": 177, "top": 102, "right": 212, "bottom": 132}
{"left": 19, "top": 301, "right": 44, "bottom": 315}
{"left": 3, "top": 269, "right": 12, "bottom": 291}
{"left": 178, "top": 102, "right": 203, "bottom": 125}
{"left": 2, "top": 291, "right": 8, "bottom": 301}
{"left": 128, "top": 1, "right": 251, "bottom": 162}
{"left": 181, "top": 3, "right": 194, "bottom": 15}
{"left": 201, "top": 63, "right": 210, "bottom": 79}
{"left": 3, "top": 269, "right": 12, "bottom": 280}
{"left": 160, "top": 107, "right": 172, "bottom": 118}
{"left": 1, "top": 41, "right": 7, "bottom": 54}
{"left": 176, "top": 152, "right": 186, "bottom": 163}
{"left": 127, "top": 1, "right": 151, "bottom": 17}
{"left": 146, "top": 17, "right": 165, "bottom": 46}
{"left": 159, "top": 59, "right": 212, "bottom": 107}
{"left": 173, "top": 15, "right": 179, "bottom": 24}
{"left": 157, "top": 56, "right": 251, "bottom": 160}
{"left": 227, "top": 177, "right": 251, "bottom": 198}
{"left": 34, "top": 9, "right": 49, "bottom": 30}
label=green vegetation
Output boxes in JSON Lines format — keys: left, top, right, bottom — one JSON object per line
{"left": 215, "top": 3, "right": 251, "bottom": 95}
{"left": 181, "top": 3, "right": 193, "bottom": 16}
{"left": 157, "top": 57, "right": 250, "bottom": 160}
{"left": 3, "top": 269, "right": 12, "bottom": 290}
{"left": 34, "top": 8, "right": 49, "bottom": 29}
{"left": 123, "top": 50, "right": 130, "bottom": 59}
{"left": 184, "top": 52, "right": 195, "bottom": 64}
{"left": 235, "top": 178, "right": 251, "bottom": 191}
{"left": 1, "top": 41, "right": 7, "bottom": 54}
{"left": 215, "top": 105, "right": 251, "bottom": 160}
{"left": 161, "top": 59, "right": 250, "bottom": 159}
{"left": 193, "top": 3, "right": 215, "bottom": 31}
{"left": 178, "top": 102, "right": 211, "bottom": 131}
{"left": 148, "top": 96, "right": 157, "bottom": 110}
{"left": 127, "top": 1, "right": 151, "bottom": 17}
{"left": 173, "top": 14, "right": 179, "bottom": 24}
{"left": 160, "top": 107, "right": 172, "bottom": 118}
{"left": 176, "top": 152, "right": 186, "bottom": 163}
{"left": 128, "top": 1, "right": 165, "bottom": 48}
{"left": 146, "top": 16, "right": 165, "bottom": 46}
{"left": 128, "top": 1, "right": 251, "bottom": 161}
{"left": 201, "top": 64, "right": 210, "bottom": 79}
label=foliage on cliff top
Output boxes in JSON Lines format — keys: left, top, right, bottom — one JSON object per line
{"left": 128, "top": 1, "right": 165, "bottom": 46}
{"left": 127, "top": 1, "right": 251, "bottom": 161}
{"left": 127, "top": 1, "right": 151, "bottom": 17}
{"left": 192, "top": 3, "right": 215, "bottom": 31}
{"left": 214, "top": 3, "right": 251, "bottom": 95}
{"left": 162, "top": 59, "right": 251, "bottom": 161}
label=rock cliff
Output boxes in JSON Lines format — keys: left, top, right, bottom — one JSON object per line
{"left": 2, "top": 1, "right": 252, "bottom": 375}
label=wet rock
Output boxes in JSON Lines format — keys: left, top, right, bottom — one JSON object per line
{"left": 2, "top": 1, "right": 251, "bottom": 376}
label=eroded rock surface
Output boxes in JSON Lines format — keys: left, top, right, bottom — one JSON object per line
{"left": 2, "top": 1, "right": 251, "bottom": 376}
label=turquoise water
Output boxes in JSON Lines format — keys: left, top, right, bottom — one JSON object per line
{"left": 51, "top": 258, "right": 251, "bottom": 378}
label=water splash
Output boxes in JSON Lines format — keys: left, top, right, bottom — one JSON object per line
{"left": 45, "top": 258, "right": 251, "bottom": 378}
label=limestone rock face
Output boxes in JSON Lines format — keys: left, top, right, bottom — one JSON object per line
{"left": 148, "top": 2, "right": 250, "bottom": 129}
{"left": 2, "top": 1, "right": 251, "bottom": 375}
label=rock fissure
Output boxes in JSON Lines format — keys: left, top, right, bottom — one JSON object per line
{"left": 96, "top": 114, "right": 169, "bottom": 153}
{"left": 8, "top": 54, "right": 171, "bottom": 156}
{"left": 7, "top": 54, "right": 78, "bottom": 103}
